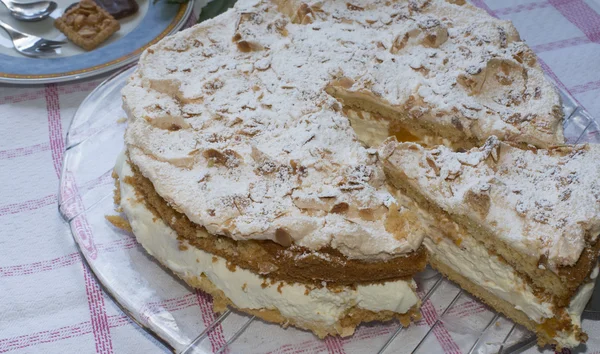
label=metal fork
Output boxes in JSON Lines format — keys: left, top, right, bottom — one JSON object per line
{"left": 0, "top": 18, "right": 66, "bottom": 57}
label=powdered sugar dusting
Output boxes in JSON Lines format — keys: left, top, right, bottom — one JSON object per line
{"left": 121, "top": 0, "right": 564, "bottom": 259}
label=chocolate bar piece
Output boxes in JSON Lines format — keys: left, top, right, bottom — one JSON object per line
{"left": 93, "top": 0, "right": 138, "bottom": 19}
{"left": 54, "top": 0, "right": 120, "bottom": 51}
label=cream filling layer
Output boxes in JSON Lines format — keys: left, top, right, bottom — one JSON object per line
{"left": 425, "top": 234, "right": 597, "bottom": 347}
{"left": 115, "top": 152, "right": 419, "bottom": 328}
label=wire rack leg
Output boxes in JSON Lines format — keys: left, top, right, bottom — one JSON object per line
{"left": 180, "top": 310, "right": 232, "bottom": 354}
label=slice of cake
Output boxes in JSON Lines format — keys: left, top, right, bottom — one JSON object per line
{"left": 380, "top": 136, "right": 600, "bottom": 348}
{"left": 316, "top": 0, "right": 565, "bottom": 149}
{"left": 114, "top": 152, "right": 423, "bottom": 337}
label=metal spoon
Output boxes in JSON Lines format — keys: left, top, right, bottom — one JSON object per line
{"left": 0, "top": 0, "right": 57, "bottom": 22}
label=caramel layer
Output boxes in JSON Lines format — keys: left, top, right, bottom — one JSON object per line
{"left": 123, "top": 160, "right": 427, "bottom": 286}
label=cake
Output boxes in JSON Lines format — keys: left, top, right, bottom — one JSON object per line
{"left": 110, "top": 0, "right": 599, "bottom": 349}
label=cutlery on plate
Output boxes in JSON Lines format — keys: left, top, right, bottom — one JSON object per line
{"left": 0, "top": 0, "right": 57, "bottom": 21}
{"left": 0, "top": 18, "right": 65, "bottom": 57}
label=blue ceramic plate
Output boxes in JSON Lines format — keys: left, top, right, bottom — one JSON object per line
{"left": 0, "top": 0, "right": 194, "bottom": 84}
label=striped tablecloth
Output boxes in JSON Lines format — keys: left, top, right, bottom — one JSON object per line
{"left": 1, "top": 1, "right": 600, "bottom": 353}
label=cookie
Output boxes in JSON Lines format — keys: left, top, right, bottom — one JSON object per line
{"left": 54, "top": 0, "right": 120, "bottom": 51}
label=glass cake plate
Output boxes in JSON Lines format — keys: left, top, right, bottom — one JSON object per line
{"left": 58, "top": 61, "right": 600, "bottom": 354}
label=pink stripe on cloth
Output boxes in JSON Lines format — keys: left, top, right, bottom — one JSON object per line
{"left": 494, "top": 1, "right": 551, "bottom": 16}
{"left": 156, "top": 294, "right": 198, "bottom": 312}
{"left": 82, "top": 263, "right": 114, "bottom": 354}
{"left": 586, "top": 128, "right": 600, "bottom": 140}
{"left": 0, "top": 321, "right": 94, "bottom": 353}
{"left": 0, "top": 194, "right": 56, "bottom": 216}
{"left": 531, "top": 36, "right": 591, "bottom": 53}
{"left": 72, "top": 214, "right": 99, "bottom": 259}
{"left": 324, "top": 336, "right": 346, "bottom": 354}
{"left": 196, "top": 290, "right": 228, "bottom": 353}
{"left": 446, "top": 300, "right": 488, "bottom": 319}
{"left": 45, "top": 84, "right": 64, "bottom": 178}
{"left": 58, "top": 80, "right": 103, "bottom": 96}
{"left": 0, "top": 142, "right": 51, "bottom": 160}
{"left": 0, "top": 238, "right": 138, "bottom": 278}
{"left": 64, "top": 170, "right": 111, "bottom": 353}
{"left": 549, "top": 0, "right": 600, "bottom": 43}
{"left": 60, "top": 171, "right": 86, "bottom": 221}
{"left": 0, "top": 315, "right": 131, "bottom": 353}
{"left": 0, "top": 90, "right": 44, "bottom": 106}
{"left": 0, "top": 252, "right": 80, "bottom": 277}
{"left": 420, "top": 299, "right": 461, "bottom": 354}
{"left": 81, "top": 170, "right": 114, "bottom": 192}
{"left": 43, "top": 83, "right": 114, "bottom": 354}
{"left": 0, "top": 80, "right": 101, "bottom": 106}
{"left": 139, "top": 294, "right": 199, "bottom": 323}
{"left": 106, "top": 314, "right": 132, "bottom": 328}
{"left": 570, "top": 79, "right": 600, "bottom": 94}
{"left": 66, "top": 171, "right": 99, "bottom": 259}
{"left": 95, "top": 238, "right": 138, "bottom": 253}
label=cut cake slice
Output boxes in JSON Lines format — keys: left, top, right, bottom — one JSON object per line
{"left": 380, "top": 136, "right": 600, "bottom": 348}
